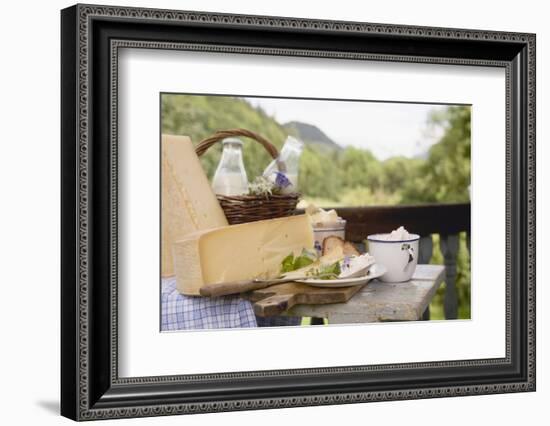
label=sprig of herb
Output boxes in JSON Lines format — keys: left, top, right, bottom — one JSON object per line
{"left": 248, "top": 176, "right": 282, "bottom": 197}
{"left": 305, "top": 262, "right": 341, "bottom": 280}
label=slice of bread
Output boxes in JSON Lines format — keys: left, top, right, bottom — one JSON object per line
{"left": 322, "top": 236, "right": 360, "bottom": 257}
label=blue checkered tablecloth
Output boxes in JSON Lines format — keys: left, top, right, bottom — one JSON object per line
{"left": 161, "top": 277, "right": 301, "bottom": 330}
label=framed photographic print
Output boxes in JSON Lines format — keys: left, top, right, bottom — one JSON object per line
{"left": 61, "top": 3, "right": 536, "bottom": 421}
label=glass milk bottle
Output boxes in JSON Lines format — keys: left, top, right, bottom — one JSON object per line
{"left": 263, "top": 136, "right": 304, "bottom": 194}
{"left": 211, "top": 138, "right": 249, "bottom": 196}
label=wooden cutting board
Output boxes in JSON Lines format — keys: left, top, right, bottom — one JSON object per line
{"left": 244, "top": 282, "right": 365, "bottom": 317}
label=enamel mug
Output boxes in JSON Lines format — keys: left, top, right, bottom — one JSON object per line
{"left": 367, "top": 233, "right": 420, "bottom": 282}
{"left": 312, "top": 219, "right": 346, "bottom": 254}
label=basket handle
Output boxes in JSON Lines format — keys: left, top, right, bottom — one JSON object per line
{"left": 195, "top": 129, "right": 286, "bottom": 173}
{"left": 195, "top": 129, "right": 279, "bottom": 158}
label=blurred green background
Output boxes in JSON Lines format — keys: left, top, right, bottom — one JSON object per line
{"left": 161, "top": 94, "right": 471, "bottom": 320}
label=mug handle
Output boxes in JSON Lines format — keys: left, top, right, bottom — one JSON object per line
{"left": 401, "top": 243, "right": 415, "bottom": 271}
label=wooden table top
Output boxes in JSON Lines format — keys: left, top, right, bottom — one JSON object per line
{"left": 285, "top": 264, "right": 445, "bottom": 323}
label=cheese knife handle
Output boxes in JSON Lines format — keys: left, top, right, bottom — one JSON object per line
{"left": 199, "top": 279, "right": 277, "bottom": 297}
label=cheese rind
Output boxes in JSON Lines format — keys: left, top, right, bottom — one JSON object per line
{"left": 161, "top": 134, "right": 228, "bottom": 277}
{"left": 173, "top": 215, "right": 314, "bottom": 295}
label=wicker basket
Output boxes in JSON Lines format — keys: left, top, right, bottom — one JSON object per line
{"left": 195, "top": 128, "right": 300, "bottom": 225}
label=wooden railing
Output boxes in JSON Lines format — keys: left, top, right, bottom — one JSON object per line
{"left": 320, "top": 203, "right": 471, "bottom": 320}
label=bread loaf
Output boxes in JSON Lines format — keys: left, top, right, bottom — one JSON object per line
{"left": 322, "top": 236, "right": 360, "bottom": 256}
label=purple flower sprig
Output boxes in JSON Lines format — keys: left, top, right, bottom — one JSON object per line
{"left": 274, "top": 171, "right": 292, "bottom": 190}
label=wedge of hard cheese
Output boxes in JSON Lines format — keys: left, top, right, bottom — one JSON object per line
{"left": 173, "top": 214, "right": 314, "bottom": 296}
{"left": 161, "top": 134, "right": 228, "bottom": 277}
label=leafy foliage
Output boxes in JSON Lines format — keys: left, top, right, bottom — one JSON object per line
{"left": 162, "top": 95, "right": 288, "bottom": 181}
{"left": 400, "top": 107, "right": 471, "bottom": 204}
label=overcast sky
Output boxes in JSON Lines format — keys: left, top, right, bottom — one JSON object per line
{"left": 245, "top": 96, "right": 450, "bottom": 160}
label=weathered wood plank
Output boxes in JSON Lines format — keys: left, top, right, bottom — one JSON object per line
{"left": 247, "top": 282, "right": 364, "bottom": 317}
{"left": 285, "top": 265, "right": 445, "bottom": 323}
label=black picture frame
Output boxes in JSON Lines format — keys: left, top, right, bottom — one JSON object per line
{"left": 61, "top": 4, "right": 536, "bottom": 421}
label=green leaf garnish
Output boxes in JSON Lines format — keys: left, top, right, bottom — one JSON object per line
{"left": 306, "top": 261, "right": 341, "bottom": 280}
{"left": 293, "top": 249, "right": 315, "bottom": 269}
{"left": 280, "top": 249, "right": 316, "bottom": 273}
{"left": 322, "top": 261, "right": 341, "bottom": 278}
{"left": 281, "top": 253, "right": 296, "bottom": 273}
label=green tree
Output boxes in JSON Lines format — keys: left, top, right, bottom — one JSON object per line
{"left": 339, "top": 187, "right": 401, "bottom": 206}
{"left": 161, "top": 95, "right": 288, "bottom": 180}
{"left": 338, "top": 147, "right": 383, "bottom": 190}
{"left": 298, "top": 147, "right": 341, "bottom": 199}
{"left": 381, "top": 156, "right": 423, "bottom": 198}
{"left": 401, "top": 106, "right": 471, "bottom": 204}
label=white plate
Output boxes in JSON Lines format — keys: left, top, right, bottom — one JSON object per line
{"left": 295, "top": 264, "right": 387, "bottom": 288}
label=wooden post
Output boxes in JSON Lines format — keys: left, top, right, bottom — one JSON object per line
{"left": 440, "top": 234, "right": 460, "bottom": 319}
{"left": 418, "top": 235, "right": 434, "bottom": 320}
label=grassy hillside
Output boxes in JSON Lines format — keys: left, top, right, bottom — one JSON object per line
{"left": 162, "top": 94, "right": 288, "bottom": 180}
{"left": 161, "top": 94, "right": 470, "bottom": 206}
{"left": 284, "top": 121, "right": 341, "bottom": 153}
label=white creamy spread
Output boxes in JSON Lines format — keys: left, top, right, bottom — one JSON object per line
{"left": 298, "top": 200, "right": 342, "bottom": 225}
{"left": 381, "top": 226, "right": 411, "bottom": 241}
{"left": 338, "top": 253, "right": 376, "bottom": 278}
